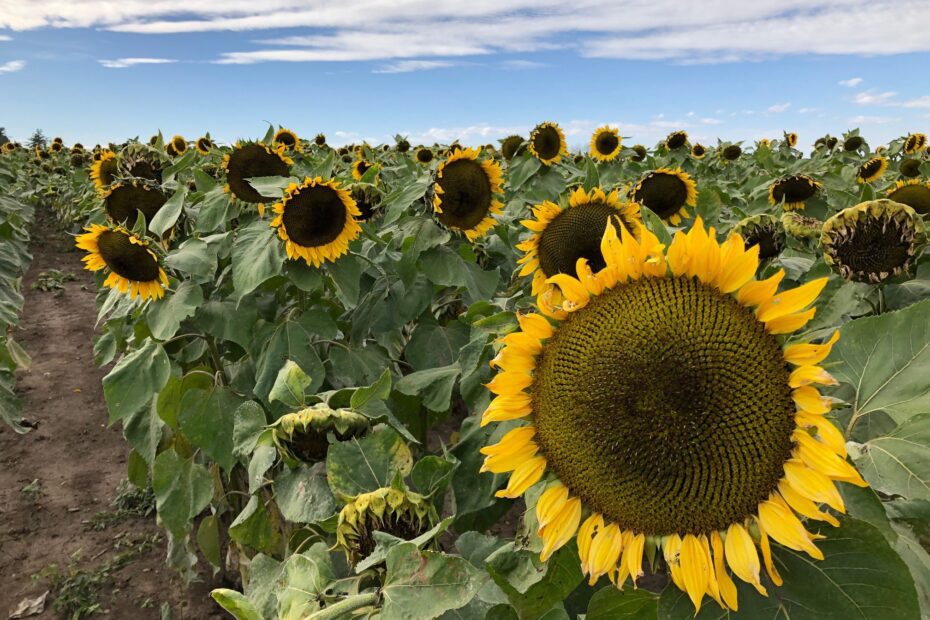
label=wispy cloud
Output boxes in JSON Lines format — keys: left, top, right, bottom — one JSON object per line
{"left": 849, "top": 114, "right": 899, "bottom": 125}
{"left": 798, "top": 107, "right": 818, "bottom": 113}
{"left": 852, "top": 89, "right": 898, "bottom": 105}
{"left": 500, "top": 59, "right": 545, "bottom": 70}
{"left": 902, "top": 96, "right": 930, "bottom": 109}
{"left": 373, "top": 59, "right": 458, "bottom": 73}
{"left": 98, "top": 57, "right": 177, "bottom": 68}
{"left": 0, "top": 59, "right": 25, "bottom": 73}
{"left": 0, "top": 35, "right": 11, "bottom": 41}
{"left": 838, "top": 77, "right": 863, "bottom": 87}
{"left": 767, "top": 102, "right": 791, "bottom": 113}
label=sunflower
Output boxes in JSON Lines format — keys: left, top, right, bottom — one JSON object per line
{"left": 826, "top": 137, "right": 838, "bottom": 150}
{"left": 270, "top": 176, "right": 361, "bottom": 267}
{"left": 822, "top": 199, "right": 926, "bottom": 283}
{"left": 721, "top": 144, "right": 742, "bottom": 161}
{"left": 481, "top": 218, "right": 867, "bottom": 613}
{"left": 50, "top": 142, "right": 63, "bottom": 153}
{"left": 856, "top": 156, "right": 888, "bottom": 183}
{"left": 90, "top": 150, "right": 119, "bottom": 195}
{"left": 769, "top": 175, "right": 821, "bottom": 211}
{"left": 903, "top": 133, "right": 927, "bottom": 155}
{"left": 757, "top": 138, "right": 771, "bottom": 149}
{"left": 222, "top": 141, "right": 293, "bottom": 214}
{"left": 431, "top": 148, "right": 504, "bottom": 240}
{"left": 782, "top": 212, "right": 824, "bottom": 240}
{"left": 887, "top": 179, "right": 930, "bottom": 216}
{"left": 273, "top": 128, "right": 301, "bottom": 153}
{"left": 2, "top": 142, "right": 17, "bottom": 154}
{"left": 271, "top": 405, "right": 370, "bottom": 466}
{"left": 352, "top": 159, "right": 374, "bottom": 181}
{"left": 52, "top": 137, "right": 63, "bottom": 145}
{"left": 589, "top": 126, "right": 621, "bottom": 162}
{"left": 784, "top": 132, "right": 798, "bottom": 148}
{"left": 665, "top": 131, "right": 688, "bottom": 150}
{"left": 75, "top": 224, "right": 169, "bottom": 301}
{"left": 195, "top": 136, "right": 213, "bottom": 155}
{"left": 518, "top": 187, "right": 642, "bottom": 295}
{"left": 396, "top": 139, "right": 411, "bottom": 153}
{"left": 629, "top": 168, "right": 697, "bottom": 225}
{"left": 631, "top": 145, "right": 647, "bottom": 162}
{"left": 127, "top": 158, "right": 163, "bottom": 183}
{"left": 165, "top": 142, "right": 178, "bottom": 157}
{"left": 691, "top": 144, "right": 706, "bottom": 159}
{"left": 899, "top": 158, "right": 921, "bottom": 178}
{"left": 733, "top": 214, "right": 785, "bottom": 261}
{"left": 415, "top": 147, "right": 434, "bottom": 164}
{"left": 70, "top": 153, "right": 85, "bottom": 167}
{"left": 104, "top": 182, "right": 168, "bottom": 226}
{"left": 351, "top": 185, "right": 382, "bottom": 222}
{"left": 529, "top": 122, "right": 568, "bottom": 165}
{"left": 314, "top": 133, "right": 327, "bottom": 147}
{"left": 170, "top": 135, "right": 187, "bottom": 155}
{"left": 843, "top": 136, "right": 864, "bottom": 152}
{"left": 335, "top": 487, "right": 438, "bottom": 564}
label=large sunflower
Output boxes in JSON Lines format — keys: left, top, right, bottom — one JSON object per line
{"left": 843, "top": 136, "right": 864, "bottom": 152}
{"left": 273, "top": 128, "right": 302, "bottom": 153}
{"left": 481, "top": 218, "right": 866, "bottom": 613}
{"left": 903, "top": 133, "right": 927, "bottom": 155}
{"left": 721, "top": 144, "right": 742, "bottom": 161}
{"left": 104, "top": 182, "right": 168, "bottom": 226}
{"left": 501, "top": 135, "right": 524, "bottom": 161}
{"left": 270, "top": 176, "right": 361, "bottom": 267}
{"left": 589, "top": 126, "right": 621, "bottom": 162}
{"left": 629, "top": 168, "right": 697, "bottom": 225}
{"left": 518, "top": 187, "right": 642, "bottom": 295}
{"left": 856, "top": 156, "right": 888, "bottom": 184}
{"left": 822, "top": 199, "right": 926, "bottom": 283}
{"left": 769, "top": 175, "right": 821, "bottom": 211}
{"left": 887, "top": 179, "right": 930, "bottom": 215}
{"left": 899, "top": 158, "right": 921, "bottom": 178}
{"left": 90, "top": 150, "right": 119, "bottom": 195}
{"left": 170, "top": 135, "right": 187, "bottom": 155}
{"left": 432, "top": 148, "right": 504, "bottom": 240}
{"left": 75, "top": 224, "right": 169, "bottom": 301}
{"left": 415, "top": 147, "right": 434, "bottom": 164}
{"left": 529, "top": 122, "right": 568, "bottom": 165}
{"left": 222, "top": 142, "right": 293, "bottom": 215}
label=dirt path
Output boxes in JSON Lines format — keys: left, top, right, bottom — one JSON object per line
{"left": 0, "top": 210, "right": 222, "bottom": 619}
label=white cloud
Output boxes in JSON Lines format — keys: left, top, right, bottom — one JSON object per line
{"left": 838, "top": 77, "right": 863, "bottom": 87}
{"left": 849, "top": 114, "right": 899, "bottom": 124}
{"left": 373, "top": 60, "right": 458, "bottom": 73}
{"left": 0, "top": 59, "right": 25, "bottom": 73}
{"left": 767, "top": 102, "right": 791, "bottom": 113}
{"left": 902, "top": 96, "right": 930, "bottom": 109}
{"left": 499, "top": 59, "right": 545, "bottom": 70}
{"left": 852, "top": 89, "right": 898, "bottom": 105}
{"left": 700, "top": 117, "right": 723, "bottom": 125}
{"left": 798, "top": 107, "right": 817, "bottom": 113}
{"left": 0, "top": 35, "right": 11, "bottom": 41}
{"left": 98, "top": 57, "right": 177, "bottom": 68}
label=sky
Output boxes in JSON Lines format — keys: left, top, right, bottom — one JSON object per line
{"left": 2, "top": 0, "right": 930, "bottom": 149}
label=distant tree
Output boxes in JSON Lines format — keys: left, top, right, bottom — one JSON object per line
{"left": 28, "top": 129, "right": 46, "bottom": 150}
{"left": 0, "top": 127, "right": 8, "bottom": 145}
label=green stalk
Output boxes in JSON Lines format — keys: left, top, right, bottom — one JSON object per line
{"left": 303, "top": 593, "right": 379, "bottom": 620}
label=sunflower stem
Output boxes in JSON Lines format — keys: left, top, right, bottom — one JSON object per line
{"left": 303, "top": 593, "right": 379, "bottom": 620}
{"left": 877, "top": 285, "right": 886, "bottom": 315}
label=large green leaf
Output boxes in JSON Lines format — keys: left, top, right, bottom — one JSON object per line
{"left": 152, "top": 448, "right": 213, "bottom": 536}
{"left": 586, "top": 587, "right": 658, "bottom": 620}
{"left": 853, "top": 412, "right": 930, "bottom": 500}
{"left": 232, "top": 219, "right": 285, "bottom": 298}
{"left": 326, "top": 426, "right": 413, "bottom": 499}
{"left": 145, "top": 280, "right": 203, "bottom": 341}
{"left": 211, "top": 589, "right": 264, "bottom": 620}
{"left": 273, "top": 462, "right": 337, "bottom": 524}
{"left": 103, "top": 339, "right": 171, "bottom": 423}
{"left": 253, "top": 314, "right": 325, "bottom": 402}
{"left": 229, "top": 494, "right": 284, "bottom": 556}
{"left": 395, "top": 364, "right": 461, "bottom": 412}
{"left": 178, "top": 386, "right": 242, "bottom": 472}
{"left": 487, "top": 544, "right": 584, "bottom": 620}
{"left": 149, "top": 185, "right": 187, "bottom": 237}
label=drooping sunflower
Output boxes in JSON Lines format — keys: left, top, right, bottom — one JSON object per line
{"left": 517, "top": 187, "right": 642, "bottom": 295}
{"left": 481, "top": 218, "right": 867, "bottom": 613}
{"left": 165, "top": 142, "right": 178, "bottom": 157}
{"left": 826, "top": 137, "right": 838, "bottom": 150}
{"left": 589, "top": 126, "right": 621, "bottom": 162}
{"left": 784, "top": 132, "right": 798, "bottom": 148}
{"left": 887, "top": 179, "right": 930, "bottom": 216}
{"left": 127, "top": 158, "right": 163, "bottom": 183}
{"left": 396, "top": 139, "right": 411, "bottom": 153}
{"left": 273, "top": 128, "right": 302, "bottom": 153}
{"left": 843, "top": 135, "right": 864, "bottom": 152}
{"left": 822, "top": 199, "right": 926, "bottom": 283}
{"left": 665, "top": 131, "right": 688, "bottom": 150}
{"left": 351, "top": 184, "right": 382, "bottom": 222}
{"left": 529, "top": 122, "right": 568, "bottom": 165}
{"left": 903, "top": 133, "right": 927, "bottom": 155}
{"left": 335, "top": 487, "right": 438, "bottom": 564}
{"left": 50, "top": 142, "right": 64, "bottom": 153}
{"left": 431, "top": 148, "right": 504, "bottom": 240}
{"left": 104, "top": 182, "right": 168, "bottom": 226}
{"left": 629, "top": 168, "right": 697, "bottom": 225}
{"left": 856, "top": 156, "right": 888, "bottom": 183}
{"left": 270, "top": 405, "right": 370, "bottom": 466}
{"left": 70, "top": 153, "right": 85, "bottom": 167}
{"left": 270, "top": 176, "right": 362, "bottom": 267}
{"left": 314, "top": 133, "right": 327, "bottom": 147}
{"left": 415, "top": 147, "right": 434, "bottom": 164}
{"left": 352, "top": 159, "right": 373, "bottom": 181}
{"left": 782, "top": 212, "right": 824, "bottom": 241}
{"left": 721, "top": 144, "right": 742, "bottom": 161}
{"left": 52, "top": 137, "right": 63, "bottom": 145}
{"left": 195, "top": 136, "right": 213, "bottom": 155}
{"left": 75, "top": 224, "right": 169, "bottom": 301}
{"left": 1, "top": 142, "right": 15, "bottom": 154}
{"left": 170, "top": 135, "right": 187, "bottom": 155}
{"left": 733, "top": 214, "right": 786, "bottom": 261}
{"left": 222, "top": 141, "right": 293, "bottom": 214}
{"left": 90, "top": 150, "right": 119, "bottom": 195}
{"left": 501, "top": 135, "right": 524, "bottom": 161}
{"left": 899, "top": 158, "right": 921, "bottom": 178}
{"left": 631, "top": 145, "right": 647, "bottom": 162}
{"left": 691, "top": 144, "right": 706, "bottom": 159}
{"left": 769, "top": 175, "right": 821, "bottom": 211}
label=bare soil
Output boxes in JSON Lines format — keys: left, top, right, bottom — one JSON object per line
{"left": 0, "top": 210, "right": 224, "bottom": 619}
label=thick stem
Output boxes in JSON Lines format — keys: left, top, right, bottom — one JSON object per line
{"left": 304, "top": 593, "right": 379, "bottom": 620}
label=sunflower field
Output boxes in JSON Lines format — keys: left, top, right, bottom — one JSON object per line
{"left": 4, "top": 123, "right": 930, "bottom": 620}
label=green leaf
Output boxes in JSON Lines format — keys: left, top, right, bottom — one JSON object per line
{"left": 229, "top": 494, "right": 284, "bottom": 555}
{"left": 586, "top": 587, "right": 658, "bottom": 620}
{"left": 232, "top": 220, "right": 285, "bottom": 299}
{"left": 405, "top": 321, "right": 469, "bottom": 371}
{"left": 210, "top": 589, "right": 264, "bottom": 620}
{"left": 149, "top": 185, "right": 187, "bottom": 237}
{"left": 420, "top": 246, "right": 500, "bottom": 303}
{"left": 195, "top": 187, "right": 230, "bottom": 233}
{"left": 350, "top": 368, "right": 392, "bottom": 411}
{"left": 165, "top": 238, "right": 218, "bottom": 278}
{"left": 127, "top": 449, "right": 149, "bottom": 487}
{"left": 232, "top": 401, "right": 268, "bottom": 457}
{"left": 146, "top": 280, "right": 203, "bottom": 341}
{"left": 487, "top": 544, "right": 584, "bottom": 620}
{"left": 853, "top": 412, "right": 930, "bottom": 500}
{"left": 103, "top": 340, "right": 171, "bottom": 423}
{"left": 326, "top": 253, "right": 363, "bottom": 308}
{"left": 178, "top": 386, "right": 241, "bottom": 472}
{"left": 395, "top": 364, "right": 461, "bottom": 412}
{"left": 197, "top": 514, "right": 222, "bottom": 568}
{"left": 382, "top": 543, "right": 486, "bottom": 620}
{"left": 412, "top": 455, "right": 456, "bottom": 498}
{"left": 639, "top": 207, "right": 673, "bottom": 246}
{"left": 152, "top": 448, "right": 213, "bottom": 536}
{"left": 326, "top": 426, "right": 413, "bottom": 498}
{"left": 273, "top": 462, "right": 337, "bottom": 524}
{"left": 123, "top": 401, "right": 163, "bottom": 465}
{"left": 829, "top": 299, "right": 930, "bottom": 426}
{"left": 268, "top": 360, "right": 312, "bottom": 409}
{"left": 253, "top": 315, "right": 325, "bottom": 403}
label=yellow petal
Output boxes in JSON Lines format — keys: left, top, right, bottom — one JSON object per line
{"left": 792, "top": 386, "right": 831, "bottom": 415}
{"left": 517, "top": 313, "right": 554, "bottom": 340}
{"left": 717, "top": 237, "right": 760, "bottom": 294}
{"left": 578, "top": 513, "right": 603, "bottom": 576}
{"left": 756, "top": 278, "right": 828, "bottom": 323}
{"left": 783, "top": 459, "right": 846, "bottom": 512}
{"left": 778, "top": 480, "right": 840, "bottom": 526}
{"left": 711, "top": 531, "right": 739, "bottom": 611}
{"left": 766, "top": 308, "right": 817, "bottom": 334}
{"left": 679, "top": 534, "right": 709, "bottom": 613}
{"left": 724, "top": 523, "right": 767, "bottom": 595}
{"left": 783, "top": 331, "right": 840, "bottom": 366}
{"left": 793, "top": 431, "right": 867, "bottom": 486}
{"left": 756, "top": 521, "right": 783, "bottom": 586}
{"left": 789, "top": 365, "right": 838, "bottom": 388}
{"left": 737, "top": 270, "right": 784, "bottom": 308}
{"left": 539, "top": 497, "right": 581, "bottom": 561}
{"left": 481, "top": 393, "right": 533, "bottom": 426}
{"left": 495, "top": 455, "right": 546, "bottom": 498}
{"left": 625, "top": 532, "right": 646, "bottom": 585}
{"left": 757, "top": 498, "right": 824, "bottom": 560}
{"left": 588, "top": 522, "right": 624, "bottom": 586}
{"left": 485, "top": 371, "right": 534, "bottom": 396}
{"left": 546, "top": 274, "right": 590, "bottom": 307}
{"left": 536, "top": 484, "right": 569, "bottom": 530}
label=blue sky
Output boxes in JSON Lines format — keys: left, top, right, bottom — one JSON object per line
{"left": 2, "top": 1, "right": 929, "bottom": 148}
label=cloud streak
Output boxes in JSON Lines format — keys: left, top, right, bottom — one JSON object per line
{"left": 0, "top": 59, "right": 25, "bottom": 73}
{"left": 98, "top": 57, "right": 177, "bottom": 68}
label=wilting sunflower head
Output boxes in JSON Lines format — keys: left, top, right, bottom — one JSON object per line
{"left": 733, "top": 214, "right": 786, "bottom": 261}
{"left": 170, "top": 135, "right": 187, "bottom": 154}
{"left": 337, "top": 147, "right": 348, "bottom": 156}
{"left": 529, "top": 122, "right": 568, "bottom": 165}
{"left": 396, "top": 139, "right": 411, "bottom": 153}
{"left": 70, "top": 153, "right": 85, "bottom": 167}
{"left": 52, "top": 137, "right": 63, "bottom": 145}
{"left": 351, "top": 184, "right": 382, "bottom": 222}
{"left": 270, "top": 176, "right": 362, "bottom": 267}
{"left": 50, "top": 142, "right": 63, "bottom": 153}
{"left": 75, "top": 224, "right": 169, "bottom": 301}
{"left": 195, "top": 136, "right": 213, "bottom": 155}
{"left": 482, "top": 217, "right": 866, "bottom": 613}
{"left": 856, "top": 156, "right": 888, "bottom": 184}
{"left": 769, "top": 174, "right": 821, "bottom": 211}
{"left": 270, "top": 405, "right": 370, "bottom": 466}
{"left": 315, "top": 133, "right": 327, "bottom": 146}
{"left": 843, "top": 135, "right": 865, "bottom": 152}
{"left": 826, "top": 136, "right": 838, "bottom": 150}
{"left": 589, "top": 126, "right": 622, "bottom": 162}
{"left": 2, "top": 142, "right": 15, "bottom": 154}
{"left": 631, "top": 144, "right": 648, "bottom": 162}
{"left": 518, "top": 186, "right": 642, "bottom": 295}
{"left": 415, "top": 147, "right": 434, "bottom": 164}
{"left": 781, "top": 212, "right": 824, "bottom": 240}
{"left": 165, "top": 142, "right": 178, "bottom": 157}
{"left": 222, "top": 141, "right": 292, "bottom": 210}
{"left": 125, "top": 156, "right": 163, "bottom": 183}
{"left": 90, "top": 151, "right": 119, "bottom": 195}
{"left": 148, "top": 135, "right": 159, "bottom": 146}
{"left": 887, "top": 179, "right": 930, "bottom": 216}
{"left": 721, "top": 144, "right": 742, "bottom": 161}
{"left": 899, "top": 158, "right": 921, "bottom": 178}
{"left": 273, "top": 128, "right": 301, "bottom": 152}
{"left": 784, "top": 132, "right": 798, "bottom": 147}
{"left": 822, "top": 199, "right": 926, "bottom": 283}
{"left": 104, "top": 181, "right": 168, "bottom": 226}
{"left": 665, "top": 130, "right": 688, "bottom": 150}
{"left": 691, "top": 144, "right": 706, "bottom": 159}
{"left": 501, "top": 135, "right": 525, "bottom": 161}
{"left": 335, "top": 486, "right": 438, "bottom": 564}
{"left": 432, "top": 148, "right": 504, "bottom": 240}
{"left": 629, "top": 167, "right": 697, "bottom": 225}
{"left": 351, "top": 159, "right": 374, "bottom": 181}
{"left": 903, "top": 133, "right": 927, "bottom": 155}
